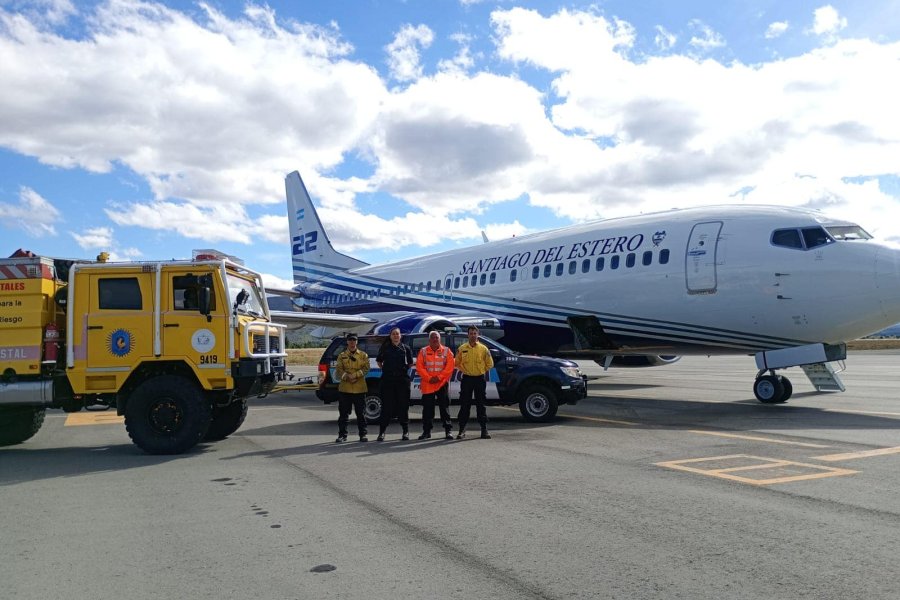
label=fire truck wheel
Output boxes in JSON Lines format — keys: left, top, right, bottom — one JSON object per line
{"left": 0, "top": 407, "right": 46, "bottom": 446}
{"left": 204, "top": 399, "right": 249, "bottom": 441}
{"left": 125, "top": 376, "right": 212, "bottom": 455}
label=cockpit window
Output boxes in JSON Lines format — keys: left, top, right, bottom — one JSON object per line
{"left": 801, "top": 227, "right": 833, "bottom": 249}
{"left": 825, "top": 225, "right": 872, "bottom": 241}
{"left": 771, "top": 229, "right": 803, "bottom": 249}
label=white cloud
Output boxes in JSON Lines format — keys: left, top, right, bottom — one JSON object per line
{"left": 765, "top": 21, "right": 789, "bottom": 39}
{"left": 437, "top": 33, "right": 476, "bottom": 74}
{"left": 0, "top": 1, "right": 384, "bottom": 206}
{"left": 0, "top": 187, "right": 60, "bottom": 236}
{"left": 71, "top": 226, "right": 114, "bottom": 249}
{"left": 484, "top": 220, "right": 528, "bottom": 241}
{"left": 385, "top": 23, "right": 434, "bottom": 82}
{"left": 687, "top": 19, "right": 726, "bottom": 51}
{"left": 654, "top": 25, "right": 676, "bottom": 51}
{"left": 812, "top": 5, "right": 848, "bottom": 37}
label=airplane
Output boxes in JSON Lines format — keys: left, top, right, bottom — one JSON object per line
{"left": 269, "top": 170, "right": 900, "bottom": 404}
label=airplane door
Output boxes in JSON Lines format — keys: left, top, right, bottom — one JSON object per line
{"left": 685, "top": 221, "right": 722, "bottom": 294}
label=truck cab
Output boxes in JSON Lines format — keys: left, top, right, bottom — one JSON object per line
{"left": 316, "top": 331, "right": 587, "bottom": 422}
{"left": 0, "top": 250, "right": 286, "bottom": 454}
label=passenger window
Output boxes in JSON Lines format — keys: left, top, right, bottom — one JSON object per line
{"left": 582, "top": 259, "right": 590, "bottom": 273}
{"left": 610, "top": 256, "right": 620, "bottom": 269}
{"left": 532, "top": 266, "right": 540, "bottom": 279}
{"left": 626, "top": 253, "right": 635, "bottom": 268}
{"left": 99, "top": 278, "right": 142, "bottom": 310}
{"left": 595, "top": 257, "right": 604, "bottom": 271}
{"left": 568, "top": 261, "right": 577, "bottom": 275}
{"left": 489, "top": 273, "right": 496, "bottom": 284}
{"left": 659, "top": 249, "right": 669, "bottom": 264}
{"left": 642, "top": 251, "right": 652, "bottom": 266}
{"left": 435, "top": 279, "right": 441, "bottom": 291}
{"left": 556, "top": 263, "right": 564, "bottom": 276}
{"left": 462, "top": 277, "right": 468, "bottom": 288}
{"left": 772, "top": 229, "right": 803, "bottom": 249}
{"left": 802, "top": 227, "right": 832, "bottom": 249}
{"left": 543, "top": 265, "right": 551, "bottom": 278}
{"left": 480, "top": 274, "right": 487, "bottom": 286}
{"left": 426, "top": 281, "right": 431, "bottom": 292}
{"left": 510, "top": 269, "right": 517, "bottom": 282}
{"left": 454, "top": 277, "right": 460, "bottom": 289}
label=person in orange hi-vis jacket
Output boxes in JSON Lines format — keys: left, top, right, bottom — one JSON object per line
{"left": 415, "top": 331, "right": 455, "bottom": 440}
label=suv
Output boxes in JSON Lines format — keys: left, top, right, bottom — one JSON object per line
{"left": 316, "top": 332, "right": 587, "bottom": 423}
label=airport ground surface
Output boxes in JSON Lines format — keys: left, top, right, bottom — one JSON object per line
{"left": 3, "top": 352, "right": 900, "bottom": 599}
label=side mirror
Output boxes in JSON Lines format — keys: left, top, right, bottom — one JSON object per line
{"left": 199, "top": 287, "right": 212, "bottom": 322}
{"left": 54, "top": 285, "right": 68, "bottom": 308}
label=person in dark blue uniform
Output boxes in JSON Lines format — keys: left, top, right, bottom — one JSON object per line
{"left": 375, "top": 327, "right": 414, "bottom": 441}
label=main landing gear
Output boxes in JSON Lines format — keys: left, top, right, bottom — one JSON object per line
{"left": 753, "top": 371, "right": 793, "bottom": 404}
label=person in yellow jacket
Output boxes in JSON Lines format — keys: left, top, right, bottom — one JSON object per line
{"left": 415, "top": 331, "right": 455, "bottom": 440}
{"left": 455, "top": 325, "right": 494, "bottom": 439}
{"left": 335, "top": 333, "right": 370, "bottom": 443}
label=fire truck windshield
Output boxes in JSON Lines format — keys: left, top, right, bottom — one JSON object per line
{"left": 226, "top": 273, "right": 266, "bottom": 317}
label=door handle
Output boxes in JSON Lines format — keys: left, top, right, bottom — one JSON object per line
{"left": 87, "top": 325, "right": 103, "bottom": 330}
{"left": 164, "top": 323, "right": 180, "bottom": 328}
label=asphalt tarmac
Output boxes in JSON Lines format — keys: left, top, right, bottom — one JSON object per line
{"left": 3, "top": 352, "right": 900, "bottom": 600}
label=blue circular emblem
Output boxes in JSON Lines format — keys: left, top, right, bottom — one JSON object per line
{"left": 108, "top": 329, "right": 132, "bottom": 357}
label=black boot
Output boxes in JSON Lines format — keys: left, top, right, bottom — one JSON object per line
{"left": 480, "top": 427, "right": 491, "bottom": 439}
{"left": 376, "top": 427, "right": 386, "bottom": 442}
{"left": 401, "top": 427, "right": 410, "bottom": 441}
{"left": 418, "top": 430, "right": 431, "bottom": 440}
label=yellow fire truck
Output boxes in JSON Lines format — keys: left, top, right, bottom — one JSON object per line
{"left": 0, "top": 249, "right": 286, "bottom": 454}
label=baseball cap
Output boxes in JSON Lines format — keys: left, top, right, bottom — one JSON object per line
{"left": 346, "top": 333, "right": 358, "bottom": 341}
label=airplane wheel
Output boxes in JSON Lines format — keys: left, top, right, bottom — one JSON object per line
{"left": 753, "top": 375, "right": 785, "bottom": 404}
{"left": 778, "top": 376, "right": 793, "bottom": 403}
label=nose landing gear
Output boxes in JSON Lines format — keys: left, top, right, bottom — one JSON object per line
{"left": 753, "top": 372, "right": 793, "bottom": 404}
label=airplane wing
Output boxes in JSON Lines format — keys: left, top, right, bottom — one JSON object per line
{"left": 269, "top": 310, "right": 377, "bottom": 334}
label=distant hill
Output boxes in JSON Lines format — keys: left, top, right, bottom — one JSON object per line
{"left": 865, "top": 323, "right": 900, "bottom": 338}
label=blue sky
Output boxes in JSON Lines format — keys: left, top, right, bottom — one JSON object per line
{"left": 1, "top": 0, "right": 899, "bottom": 288}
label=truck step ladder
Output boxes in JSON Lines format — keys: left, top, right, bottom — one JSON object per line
{"left": 800, "top": 361, "right": 846, "bottom": 392}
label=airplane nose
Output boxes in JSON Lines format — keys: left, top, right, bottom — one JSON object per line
{"left": 875, "top": 244, "right": 900, "bottom": 324}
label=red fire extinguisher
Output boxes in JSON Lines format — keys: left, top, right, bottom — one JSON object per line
{"left": 44, "top": 322, "right": 59, "bottom": 363}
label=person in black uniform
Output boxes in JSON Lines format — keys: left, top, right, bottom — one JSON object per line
{"left": 375, "top": 327, "right": 414, "bottom": 441}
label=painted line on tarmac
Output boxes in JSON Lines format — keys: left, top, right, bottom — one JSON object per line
{"left": 493, "top": 406, "right": 637, "bottom": 426}
{"left": 824, "top": 408, "right": 900, "bottom": 417}
{"left": 813, "top": 446, "right": 900, "bottom": 462}
{"left": 656, "top": 454, "right": 857, "bottom": 485}
{"left": 64, "top": 412, "right": 124, "bottom": 426}
{"left": 689, "top": 429, "right": 830, "bottom": 448}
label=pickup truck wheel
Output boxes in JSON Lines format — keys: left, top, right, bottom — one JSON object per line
{"left": 125, "top": 375, "right": 212, "bottom": 454}
{"left": 363, "top": 391, "right": 383, "bottom": 424}
{"left": 0, "top": 406, "right": 46, "bottom": 446}
{"left": 204, "top": 399, "right": 248, "bottom": 441}
{"left": 518, "top": 384, "right": 559, "bottom": 422}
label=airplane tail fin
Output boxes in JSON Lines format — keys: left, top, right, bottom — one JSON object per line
{"left": 285, "top": 171, "right": 368, "bottom": 284}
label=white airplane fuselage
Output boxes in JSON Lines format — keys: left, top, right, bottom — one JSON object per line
{"left": 290, "top": 200, "right": 900, "bottom": 357}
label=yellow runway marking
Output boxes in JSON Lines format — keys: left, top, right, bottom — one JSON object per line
{"left": 493, "top": 406, "right": 637, "bottom": 426}
{"left": 689, "top": 430, "right": 830, "bottom": 448}
{"left": 656, "top": 454, "right": 857, "bottom": 485}
{"left": 824, "top": 408, "right": 900, "bottom": 417}
{"left": 813, "top": 446, "right": 900, "bottom": 462}
{"left": 64, "top": 412, "right": 124, "bottom": 426}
